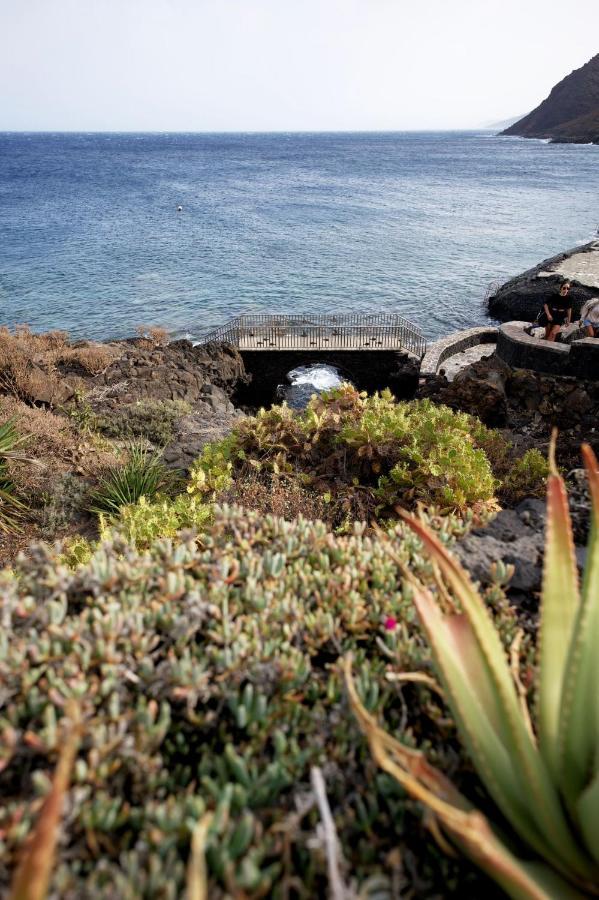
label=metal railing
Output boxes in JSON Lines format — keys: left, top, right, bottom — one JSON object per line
{"left": 201, "top": 313, "right": 426, "bottom": 358}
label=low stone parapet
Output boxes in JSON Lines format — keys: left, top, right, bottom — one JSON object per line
{"left": 421, "top": 326, "right": 498, "bottom": 375}
{"left": 496, "top": 321, "right": 599, "bottom": 380}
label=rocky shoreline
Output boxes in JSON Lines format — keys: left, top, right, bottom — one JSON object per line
{"left": 487, "top": 240, "right": 599, "bottom": 322}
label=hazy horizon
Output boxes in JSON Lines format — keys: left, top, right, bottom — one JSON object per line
{"left": 1, "top": 0, "right": 597, "bottom": 132}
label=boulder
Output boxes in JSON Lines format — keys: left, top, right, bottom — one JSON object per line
{"left": 418, "top": 355, "right": 508, "bottom": 425}
{"left": 487, "top": 241, "right": 599, "bottom": 323}
{"left": 163, "top": 409, "right": 244, "bottom": 474}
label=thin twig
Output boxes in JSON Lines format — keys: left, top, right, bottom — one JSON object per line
{"left": 310, "top": 766, "right": 354, "bottom": 900}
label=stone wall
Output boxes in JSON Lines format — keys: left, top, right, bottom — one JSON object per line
{"left": 421, "top": 326, "right": 498, "bottom": 375}
{"left": 496, "top": 321, "right": 599, "bottom": 380}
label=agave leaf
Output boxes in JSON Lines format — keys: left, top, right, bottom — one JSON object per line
{"left": 10, "top": 704, "right": 80, "bottom": 900}
{"left": 538, "top": 473, "right": 580, "bottom": 779}
{"left": 577, "top": 770, "right": 599, "bottom": 867}
{"left": 559, "top": 445, "right": 599, "bottom": 822}
{"left": 398, "top": 510, "right": 592, "bottom": 877}
{"left": 345, "top": 658, "right": 585, "bottom": 900}
{"left": 410, "top": 586, "right": 560, "bottom": 864}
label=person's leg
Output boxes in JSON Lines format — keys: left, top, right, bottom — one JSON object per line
{"left": 544, "top": 324, "right": 552, "bottom": 340}
{"left": 586, "top": 324, "right": 594, "bottom": 337}
{"left": 547, "top": 324, "right": 560, "bottom": 342}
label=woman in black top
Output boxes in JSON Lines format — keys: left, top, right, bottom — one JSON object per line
{"left": 541, "top": 281, "right": 572, "bottom": 341}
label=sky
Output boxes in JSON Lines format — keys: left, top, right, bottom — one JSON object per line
{"left": 1, "top": 0, "right": 598, "bottom": 132}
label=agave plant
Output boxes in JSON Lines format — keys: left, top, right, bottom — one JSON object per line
{"left": 89, "top": 442, "right": 181, "bottom": 518}
{"left": 0, "top": 418, "right": 32, "bottom": 533}
{"left": 346, "top": 440, "right": 599, "bottom": 898}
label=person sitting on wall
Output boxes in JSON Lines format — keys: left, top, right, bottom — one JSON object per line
{"left": 537, "top": 281, "right": 572, "bottom": 341}
{"left": 580, "top": 296, "right": 599, "bottom": 338}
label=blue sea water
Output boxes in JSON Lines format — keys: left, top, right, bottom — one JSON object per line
{"left": 1, "top": 131, "right": 598, "bottom": 342}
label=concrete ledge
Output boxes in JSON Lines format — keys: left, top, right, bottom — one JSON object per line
{"left": 496, "top": 321, "right": 599, "bottom": 379}
{"left": 421, "top": 326, "right": 498, "bottom": 375}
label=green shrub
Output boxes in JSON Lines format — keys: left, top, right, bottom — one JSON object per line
{"left": 97, "top": 399, "right": 191, "bottom": 446}
{"left": 59, "top": 534, "right": 94, "bottom": 567}
{"left": 190, "top": 387, "right": 499, "bottom": 522}
{"left": 0, "top": 506, "right": 521, "bottom": 898}
{"left": 100, "top": 493, "right": 212, "bottom": 549}
{"left": 500, "top": 448, "right": 550, "bottom": 503}
{"left": 88, "top": 444, "right": 180, "bottom": 518}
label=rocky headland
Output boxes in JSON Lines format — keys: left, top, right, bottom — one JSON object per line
{"left": 502, "top": 52, "right": 599, "bottom": 144}
{"left": 487, "top": 239, "right": 599, "bottom": 322}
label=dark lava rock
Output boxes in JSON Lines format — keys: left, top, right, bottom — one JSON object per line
{"left": 163, "top": 408, "right": 244, "bottom": 474}
{"left": 487, "top": 243, "right": 597, "bottom": 323}
{"left": 455, "top": 500, "right": 546, "bottom": 596}
{"left": 418, "top": 354, "right": 509, "bottom": 425}
{"left": 420, "top": 352, "right": 599, "bottom": 469}
{"left": 456, "top": 489, "right": 588, "bottom": 627}
{"left": 89, "top": 340, "right": 247, "bottom": 412}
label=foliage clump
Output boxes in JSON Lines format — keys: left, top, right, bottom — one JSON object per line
{"left": 96, "top": 399, "right": 191, "bottom": 446}
{"left": 99, "top": 493, "right": 212, "bottom": 549}
{"left": 0, "top": 325, "right": 116, "bottom": 404}
{"left": 189, "top": 386, "right": 505, "bottom": 524}
{"left": 88, "top": 443, "right": 181, "bottom": 517}
{"left": 500, "top": 448, "right": 550, "bottom": 503}
{"left": 0, "top": 506, "right": 521, "bottom": 898}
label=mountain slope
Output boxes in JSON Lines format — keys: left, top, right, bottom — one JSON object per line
{"left": 502, "top": 53, "right": 599, "bottom": 144}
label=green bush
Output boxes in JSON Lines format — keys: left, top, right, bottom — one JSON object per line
{"left": 499, "top": 448, "right": 550, "bottom": 503}
{"left": 88, "top": 444, "right": 181, "bottom": 517}
{"left": 99, "top": 493, "right": 212, "bottom": 549}
{"left": 189, "top": 387, "right": 500, "bottom": 523}
{"left": 0, "top": 506, "right": 521, "bottom": 898}
{"left": 97, "top": 399, "right": 191, "bottom": 446}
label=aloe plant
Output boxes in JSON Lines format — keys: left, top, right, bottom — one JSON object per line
{"left": 347, "top": 440, "right": 599, "bottom": 898}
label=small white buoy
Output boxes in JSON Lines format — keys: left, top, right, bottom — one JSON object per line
{"left": 177, "top": 205, "right": 183, "bottom": 212}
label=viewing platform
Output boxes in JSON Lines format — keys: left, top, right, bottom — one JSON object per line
{"left": 201, "top": 313, "right": 427, "bottom": 359}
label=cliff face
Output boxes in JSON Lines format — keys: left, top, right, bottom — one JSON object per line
{"left": 502, "top": 53, "right": 599, "bottom": 144}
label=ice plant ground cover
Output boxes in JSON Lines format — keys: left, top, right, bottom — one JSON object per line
{"left": 348, "top": 440, "right": 599, "bottom": 899}
{"left": 1, "top": 505, "right": 521, "bottom": 898}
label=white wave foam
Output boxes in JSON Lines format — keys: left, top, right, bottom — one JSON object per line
{"left": 288, "top": 365, "right": 343, "bottom": 390}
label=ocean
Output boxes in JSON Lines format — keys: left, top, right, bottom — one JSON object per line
{"left": 1, "top": 131, "right": 598, "bottom": 343}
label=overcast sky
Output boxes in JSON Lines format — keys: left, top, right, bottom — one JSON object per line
{"left": 1, "top": 0, "right": 597, "bottom": 131}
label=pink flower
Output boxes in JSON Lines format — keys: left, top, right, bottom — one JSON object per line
{"left": 384, "top": 616, "right": 397, "bottom": 632}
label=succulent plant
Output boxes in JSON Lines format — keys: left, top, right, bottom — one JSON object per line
{"left": 347, "top": 440, "right": 599, "bottom": 898}
{"left": 0, "top": 505, "right": 518, "bottom": 898}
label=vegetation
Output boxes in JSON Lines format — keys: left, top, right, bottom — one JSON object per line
{"left": 0, "top": 505, "right": 521, "bottom": 899}
{"left": 0, "top": 325, "right": 116, "bottom": 405}
{"left": 88, "top": 443, "right": 181, "bottom": 518}
{"left": 96, "top": 398, "right": 191, "bottom": 446}
{"left": 98, "top": 493, "right": 212, "bottom": 549}
{"left": 187, "top": 386, "right": 547, "bottom": 526}
{"left": 348, "top": 441, "right": 599, "bottom": 899}
{"left": 0, "top": 419, "right": 30, "bottom": 533}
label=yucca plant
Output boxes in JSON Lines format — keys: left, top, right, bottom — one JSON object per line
{"left": 89, "top": 443, "right": 180, "bottom": 518}
{"left": 346, "top": 439, "right": 599, "bottom": 899}
{"left": 0, "top": 418, "right": 32, "bottom": 533}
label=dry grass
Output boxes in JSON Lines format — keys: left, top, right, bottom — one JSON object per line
{"left": 221, "top": 472, "right": 334, "bottom": 525}
{"left": 136, "top": 325, "right": 170, "bottom": 347}
{"left": 0, "top": 396, "right": 118, "bottom": 496}
{"left": 55, "top": 343, "right": 118, "bottom": 375}
{"left": 0, "top": 326, "right": 119, "bottom": 404}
